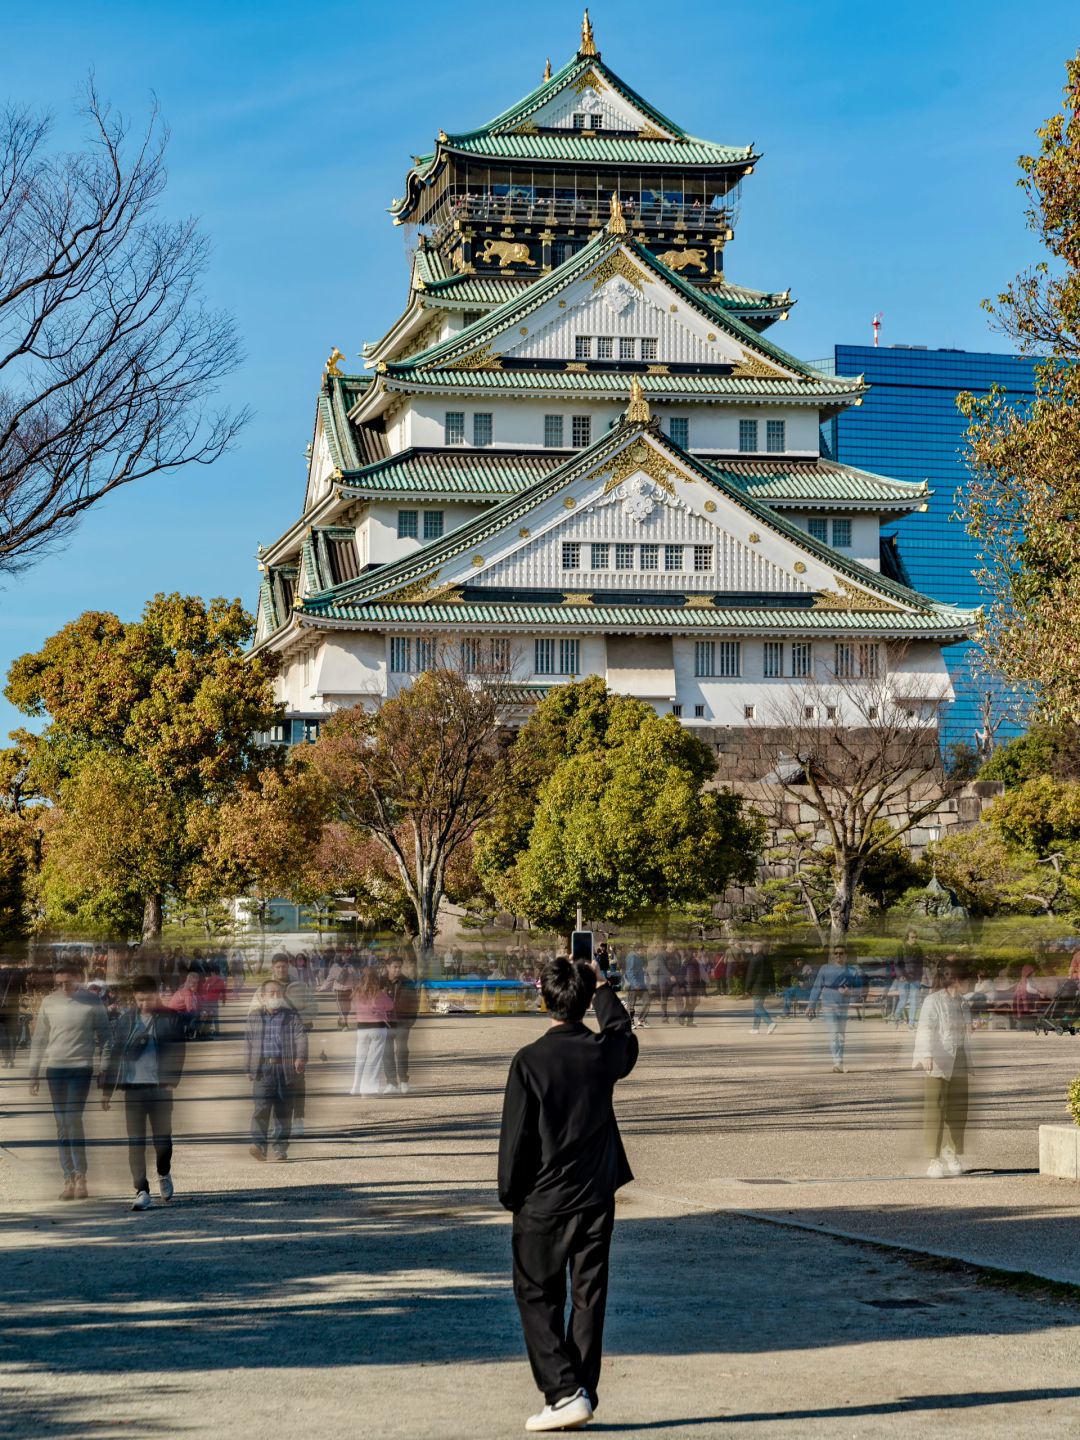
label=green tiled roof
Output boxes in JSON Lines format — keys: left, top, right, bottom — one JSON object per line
{"left": 298, "top": 417, "right": 961, "bottom": 622}
{"left": 389, "top": 53, "right": 755, "bottom": 220}
{"left": 340, "top": 448, "right": 562, "bottom": 495}
{"left": 319, "top": 375, "right": 375, "bottom": 472}
{"left": 381, "top": 370, "right": 855, "bottom": 402}
{"left": 706, "top": 459, "right": 929, "bottom": 507}
{"left": 302, "top": 598, "right": 972, "bottom": 637}
{"left": 380, "top": 230, "right": 848, "bottom": 393}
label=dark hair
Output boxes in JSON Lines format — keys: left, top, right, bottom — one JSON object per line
{"left": 131, "top": 976, "right": 159, "bottom": 995}
{"left": 541, "top": 958, "right": 596, "bottom": 1023}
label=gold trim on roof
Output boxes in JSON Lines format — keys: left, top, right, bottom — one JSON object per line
{"left": 812, "top": 577, "right": 906, "bottom": 613}
{"left": 512, "top": 121, "right": 540, "bottom": 135}
{"left": 588, "top": 252, "right": 645, "bottom": 292}
{"left": 543, "top": 58, "right": 552, "bottom": 81}
{"left": 601, "top": 438, "right": 676, "bottom": 495}
{"left": 685, "top": 595, "right": 716, "bottom": 609}
{"left": 579, "top": 10, "right": 598, "bottom": 57}
{"left": 731, "top": 353, "right": 781, "bottom": 378}
{"left": 382, "top": 570, "right": 443, "bottom": 604}
{"left": 573, "top": 68, "right": 604, "bottom": 93}
{"left": 563, "top": 592, "right": 594, "bottom": 606}
{"left": 638, "top": 123, "right": 666, "bottom": 140}
{"left": 454, "top": 346, "right": 503, "bottom": 371}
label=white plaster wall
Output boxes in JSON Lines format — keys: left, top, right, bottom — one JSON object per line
{"left": 789, "top": 513, "right": 881, "bottom": 569}
{"left": 364, "top": 501, "right": 489, "bottom": 565}
{"left": 528, "top": 82, "right": 647, "bottom": 133}
{"left": 508, "top": 291, "right": 718, "bottom": 366}
{"left": 313, "top": 635, "right": 386, "bottom": 698}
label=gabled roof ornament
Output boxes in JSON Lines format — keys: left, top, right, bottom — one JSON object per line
{"left": 325, "top": 347, "right": 345, "bottom": 377}
{"left": 543, "top": 57, "right": 552, "bottom": 81}
{"left": 627, "top": 375, "right": 651, "bottom": 424}
{"left": 579, "top": 9, "right": 598, "bottom": 57}
{"left": 607, "top": 191, "right": 628, "bottom": 235}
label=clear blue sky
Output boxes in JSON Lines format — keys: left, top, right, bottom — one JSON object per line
{"left": 0, "top": 0, "right": 1075, "bottom": 735}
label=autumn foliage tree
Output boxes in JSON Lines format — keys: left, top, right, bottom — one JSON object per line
{"left": 961, "top": 52, "right": 1080, "bottom": 718}
{"left": 6, "top": 593, "right": 279, "bottom": 939}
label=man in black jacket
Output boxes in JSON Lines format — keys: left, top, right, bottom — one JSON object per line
{"left": 498, "top": 957, "right": 638, "bottom": 1433}
{"left": 102, "top": 977, "right": 186, "bottom": 1211}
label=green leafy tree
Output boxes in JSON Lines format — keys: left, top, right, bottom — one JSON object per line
{"left": 961, "top": 54, "right": 1080, "bottom": 717}
{"left": 6, "top": 594, "right": 279, "bottom": 940}
{"left": 980, "top": 724, "right": 1080, "bottom": 787}
{"left": 481, "top": 683, "right": 763, "bottom": 930}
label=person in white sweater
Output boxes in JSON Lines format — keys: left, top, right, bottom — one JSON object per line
{"left": 912, "top": 959, "right": 973, "bottom": 1179}
{"left": 28, "top": 963, "right": 111, "bottom": 1200}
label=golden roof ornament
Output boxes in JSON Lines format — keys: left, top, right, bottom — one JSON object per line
{"left": 627, "top": 375, "right": 651, "bottom": 424}
{"left": 579, "top": 9, "right": 598, "bottom": 57}
{"left": 543, "top": 57, "right": 552, "bottom": 81}
{"left": 325, "top": 347, "right": 345, "bottom": 377}
{"left": 607, "top": 191, "right": 628, "bottom": 235}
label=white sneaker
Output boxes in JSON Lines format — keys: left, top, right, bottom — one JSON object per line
{"left": 942, "top": 1146, "right": 964, "bottom": 1176}
{"left": 398, "top": 1081, "right": 410, "bottom": 1095}
{"left": 158, "top": 1175, "right": 174, "bottom": 1203}
{"left": 927, "top": 1158, "right": 946, "bottom": 1179}
{"left": 525, "top": 1389, "right": 593, "bottom": 1432}
{"left": 766, "top": 1020, "right": 778, "bottom": 1034}
{"left": 131, "top": 1190, "right": 151, "bottom": 1211}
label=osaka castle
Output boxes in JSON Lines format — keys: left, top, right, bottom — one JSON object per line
{"left": 252, "top": 14, "right": 974, "bottom": 767}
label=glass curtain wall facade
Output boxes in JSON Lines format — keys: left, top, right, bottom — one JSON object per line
{"left": 829, "top": 344, "right": 1037, "bottom": 748}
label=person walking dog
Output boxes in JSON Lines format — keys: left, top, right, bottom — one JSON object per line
{"left": 498, "top": 956, "right": 638, "bottom": 1432}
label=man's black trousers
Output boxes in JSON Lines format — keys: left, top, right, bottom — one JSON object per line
{"left": 123, "top": 1084, "right": 173, "bottom": 1193}
{"left": 511, "top": 1202, "right": 615, "bottom": 1406}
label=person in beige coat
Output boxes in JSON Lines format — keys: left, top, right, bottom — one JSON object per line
{"left": 913, "top": 960, "right": 973, "bottom": 1178}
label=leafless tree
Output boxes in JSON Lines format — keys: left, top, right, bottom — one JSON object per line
{"left": 747, "top": 643, "right": 958, "bottom": 943}
{"left": 0, "top": 84, "right": 248, "bottom": 575}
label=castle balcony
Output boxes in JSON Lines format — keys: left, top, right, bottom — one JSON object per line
{"left": 428, "top": 189, "right": 735, "bottom": 250}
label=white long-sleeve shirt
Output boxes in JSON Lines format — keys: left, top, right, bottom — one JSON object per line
{"left": 28, "top": 989, "right": 111, "bottom": 1079}
{"left": 912, "top": 989, "right": 972, "bottom": 1080}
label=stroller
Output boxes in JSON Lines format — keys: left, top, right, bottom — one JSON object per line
{"left": 1035, "top": 979, "right": 1080, "bottom": 1036}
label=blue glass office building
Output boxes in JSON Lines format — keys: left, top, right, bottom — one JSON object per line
{"left": 828, "top": 344, "right": 1037, "bottom": 747}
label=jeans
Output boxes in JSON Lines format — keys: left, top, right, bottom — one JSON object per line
{"left": 751, "top": 995, "right": 774, "bottom": 1029}
{"left": 824, "top": 1008, "right": 849, "bottom": 1066}
{"left": 383, "top": 1024, "right": 412, "bottom": 1087}
{"left": 123, "top": 1085, "right": 173, "bottom": 1192}
{"left": 251, "top": 1064, "right": 294, "bottom": 1156}
{"left": 0, "top": 1013, "right": 17, "bottom": 1064}
{"left": 897, "top": 982, "right": 921, "bottom": 1027}
{"left": 46, "top": 1067, "right": 92, "bottom": 1178}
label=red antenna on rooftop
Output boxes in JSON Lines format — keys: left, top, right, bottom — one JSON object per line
{"left": 872, "top": 312, "right": 884, "bottom": 348}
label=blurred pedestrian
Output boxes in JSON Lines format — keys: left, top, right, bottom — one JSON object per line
{"left": 28, "top": 963, "right": 111, "bottom": 1200}
{"left": 351, "top": 967, "right": 392, "bottom": 1097}
{"left": 806, "top": 948, "right": 854, "bottom": 1072}
{"left": 245, "top": 980, "right": 307, "bottom": 1162}
{"left": 623, "top": 947, "right": 650, "bottom": 1029}
{"left": 746, "top": 943, "right": 777, "bottom": 1034}
{"left": 383, "top": 956, "right": 419, "bottom": 1094}
{"left": 913, "top": 960, "right": 973, "bottom": 1177}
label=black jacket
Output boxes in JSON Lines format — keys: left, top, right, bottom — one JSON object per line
{"left": 103, "top": 1007, "right": 186, "bottom": 1095}
{"left": 497, "top": 985, "right": 638, "bottom": 1217}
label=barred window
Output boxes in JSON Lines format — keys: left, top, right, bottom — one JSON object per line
{"left": 693, "top": 544, "right": 713, "bottom": 573}
{"left": 490, "top": 637, "right": 511, "bottom": 670}
{"left": 763, "top": 641, "right": 784, "bottom": 678}
{"left": 715, "top": 641, "right": 741, "bottom": 677}
{"left": 590, "top": 542, "right": 610, "bottom": 570}
{"left": 669, "top": 417, "right": 689, "bottom": 448}
{"left": 641, "top": 337, "right": 658, "bottom": 361}
{"left": 738, "top": 419, "right": 758, "bottom": 453}
{"left": 766, "top": 419, "right": 786, "bottom": 453}
{"left": 664, "top": 544, "right": 683, "bottom": 571}
{"left": 575, "top": 335, "right": 593, "bottom": 360}
{"left": 415, "top": 638, "right": 436, "bottom": 672}
{"left": 473, "top": 412, "right": 493, "bottom": 447}
{"left": 619, "top": 336, "right": 635, "bottom": 361}
{"left": 834, "top": 642, "right": 857, "bottom": 679}
{"left": 640, "top": 543, "right": 659, "bottom": 570}
{"left": 744, "top": 704, "right": 755, "bottom": 720}
{"left": 397, "top": 510, "right": 418, "bottom": 538}
{"left": 695, "top": 641, "right": 714, "bottom": 677}
{"left": 535, "top": 638, "right": 556, "bottom": 674}
{"left": 597, "top": 336, "right": 614, "bottom": 360}
{"left": 571, "top": 415, "right": 592, "bottom": 448}
{"left": 832, "top": 517, "right": 852, "bottom": 549}
{"left": 461, "top": 638, "right": 483, "bottom": 672}
{"left": 694, "top": 703, "right": 706, "bottom": 718}
{"left": 561, "top": 542, "right": 581, "bottom": 570}
{"left": 615, "top": 543, "right": 634, "bottom": 570}
{"left": 390, "top": 638, "right": 411, "bottom": 673}
{"left": 543, "top": 414, "right": 564, "bottom": 448}
{"left": 445, "top": 411, "right": 465, "bottom": 445}
{"left": 423, "top": 511, "right": 444, "bottom": 540}
{"left": 808, "top": 516, "right": 828, "bottom": 543}
{"left": 559, "top": 639, "right": 579, "bottom": 675}
{"left": 791, "top": 641, "right": 812, "bottom": 678}
{"left": 672, "top": 703, "right": 682, "bottom": 718}
{"left": 859, "top": 642, "right": 881, "bottom": 678}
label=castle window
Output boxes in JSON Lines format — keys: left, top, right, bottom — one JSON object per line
{"left": 397, "top": 510, "right": 418, "bottom": 538}
{"left": 415, "top": 638, "right": 436, "bottom": 671}
{"left": 573, "top": 113, "right": 586, "bottom": 129}
{"left": 591, "top": 543, "right": 610, "bottom": 570}
{"left": 695, "top": 703, "right": 706, "bottom": 719}
{"left": 859, "top": 643, "right": 881, "bottom": 678}
{"left": 672, "top": 703, "right": 683, "bottom": 718}
{"left": 618, "top": 337, "right": 635, "bottom": 361}
{"left": 640, "top": 544, "right": 659, "bottom": 570}
{"left": 561, "top": 542, "right": 581, "bottom": 570}
{"left": 597, "top": 337, "right": 614, "bottom": 360}
{"left": 669, "top": 417, "right": 689, "bottom": 448}
{"left": 535, "top": 639, "right": 556, "bottom": 674}
{"left": 766, "top": 419, "right": 786, "bottom": 453}
{"left": 473, "top": 413, "right": 493, "bottom": 447}
{"left": 808, "top": 516, "right": 829, "bottom": 544}
{"left": 641, "top": 338, "right": 658, "bottom": 361}
{"left": 423, "top": 511, "right": 444, "bottom": 540}
{"left": 693, "top": 544, "right": 713, "bottom": 572}
{"left": 763, "top": 641, "right": 784, "bottom": 678}
{"left": 461, "top": 638, "right": 483, "bottom": 672}
{"left": 791, "top": 642, "right": 812, "bottom": 678}
{"left": 664, "top": 544, "right": 683, "bottom": 571}
{"left": 559, "top": 639, "right": 580, "bottom": 675}
{"left": 571, "top": 415, "right": 592, "bottom": 448}
{"left": 575, "top": 336, "right": 593, "bottom": 360}
{"left": 490, "top": 638, "right": 511, "bottom": 669}
{"left": 832, "top": 517, "right": 852, "bottom": 549}
{"left": 738, "top": 419, "right": 759, "bottom": 453}
{"left": 544, "top": 414, "right": 564, "bottom": 448}
{"left": 615, "top": 543, "right": 634, "bottom": 570}
{"left": 834, "top": 643, "right": 856, "bottom": 679}
{"left": 445, "top": 411, "right": 465, "bottom": 445}
{"left": 744, "top": 705, "right": 756, "bottom": 720}
{"left": 390, "top": 638, "right": 411, "bottom": 673}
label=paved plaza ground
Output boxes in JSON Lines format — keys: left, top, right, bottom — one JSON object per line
{"left": 3, "top": 995, "right": 1080, "bottom": 1438}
